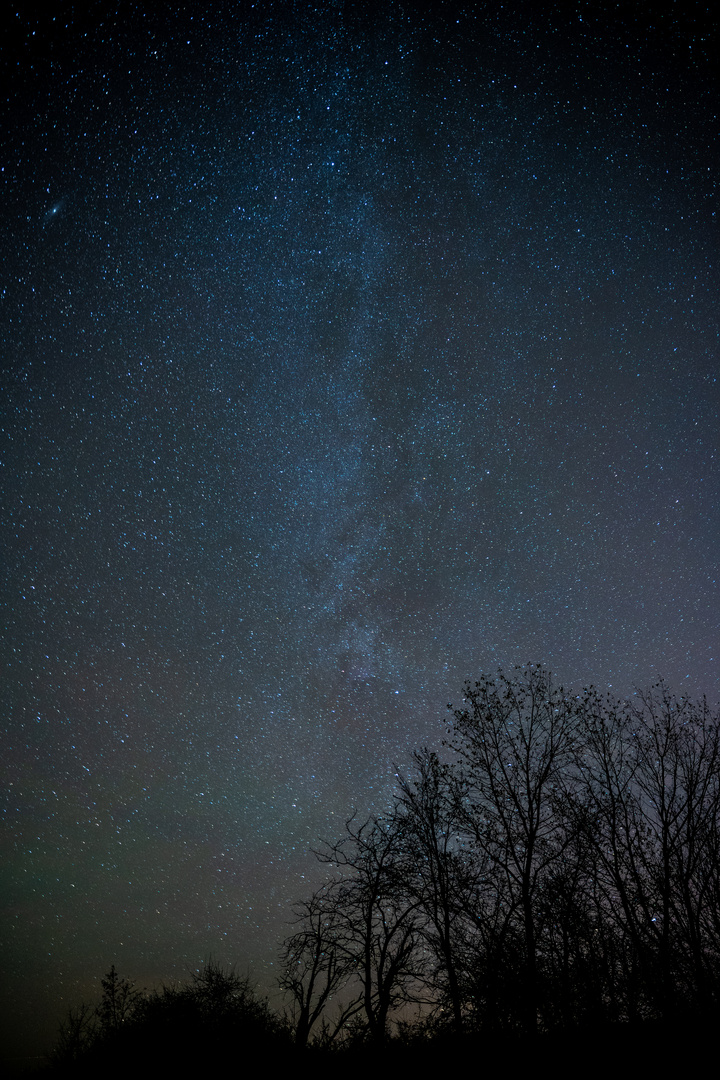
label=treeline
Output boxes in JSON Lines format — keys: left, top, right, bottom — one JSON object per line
{"left": 280, "top": 666, "right": 720, "bottom": 1044}
{"left": 49, "top": 963, "right": 291, "bottom": 1075}
{"left": 49, "top": 667, "right": 720, "bottom": 1071}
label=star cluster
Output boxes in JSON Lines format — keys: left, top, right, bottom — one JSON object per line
{"left": 1, "top": 1, "right": 717, "bottom": 1065}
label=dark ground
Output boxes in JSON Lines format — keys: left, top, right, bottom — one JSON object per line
{"left": 6, "top": 1017, "right": 715, "bottom": 1080}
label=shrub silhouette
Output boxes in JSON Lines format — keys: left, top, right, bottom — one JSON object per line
{"left": 51, "top": 962, "right": 289, "bottom": 1077}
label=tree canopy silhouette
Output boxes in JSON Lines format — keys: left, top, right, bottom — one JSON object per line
{"left": 280, "top": 665, "right": 720, "bottom": 1043}
{"left": 50, "top": 667, "right": 720, "bottom": 1070}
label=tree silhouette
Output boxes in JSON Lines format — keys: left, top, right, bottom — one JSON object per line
{"left": 52, "top": 669, "right": 720, "bottom": 1068}
{"left": 51, "top": 961, "right": 287, "bottom": 1074}
{"left": 282, "top": 666, "right": 720, "bottom": 1042}
{"left": 312, "top": 813, "right": 425, "bottom": 1044}
{"left": 279, "top": 887, "right": 359, "bottom": 1047}
{"left": 576, "top": 681, "right": 720, "bottom": 1019}
{"left": 394, "top": 750, "right": 475, "bottom": 1030}
{"left": 448, "top": 665, "right": 582, "bottom": 1033}
{"left": 51, "top": 1001, "right": 96, "bottom": 1068}
{"left": 96, "top": 965, "right": 138, "bottom": 1036}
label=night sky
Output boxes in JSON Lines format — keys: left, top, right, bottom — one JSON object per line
{"left": 1, "top": 0, "right": 718, "bottom": 1066}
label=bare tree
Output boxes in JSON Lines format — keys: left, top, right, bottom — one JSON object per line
{"left": 282, "top": 670, "right": 720, "bottom": 1039}
{"left": 314, "top": 813, "right": 425, "bottom": 1044}
{"left": 578, "top": 682, "right": 720, "bottom": 1018}
{"left": 448, "top": 664, "right": 582, "bottom": 1033}
{"left": 394, "top": 749, "right": 477, "bottom": 1030}
{"left": 51, "top": 1001, "right": 97, "bottom": 1066}
{"left": 279, "top": 886, "right": 360, "bottom": 1047}
{"left": 633, "top": 684, "right": 720, "bottom": 1012}
{"left": 52, "top": 965, "right": 137, "bottom": 1066}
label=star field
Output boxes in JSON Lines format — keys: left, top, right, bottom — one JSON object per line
{"left": 1, "top": 0, "right": 718, "bottom": 1066}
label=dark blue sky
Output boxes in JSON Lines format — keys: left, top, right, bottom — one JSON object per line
{"left": 1, "top": 0, "right": 718, "bottom": 1067}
